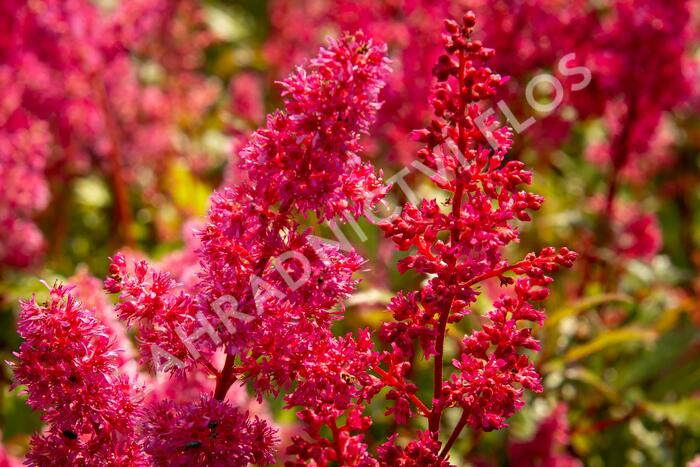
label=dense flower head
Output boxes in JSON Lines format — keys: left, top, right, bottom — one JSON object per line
{"left": 285, "top": 330, "right": 380, "bottom": 415}
{"left": 442, "top": 261, "right": 568, "bottom": 430}
{"left": 190, "top": 184, "right": 368, "bottom": 396}
{"left": 240, "top": 32, "right": 390, "bottom": 220}
{"left": 142, "top": 396, "right": 277, "bottom": 467}
{"left": 12, "top": 283, "right": 146, "bottom": 465}
{"left": 98, "top": 32, "right": 393, "bottom": 465}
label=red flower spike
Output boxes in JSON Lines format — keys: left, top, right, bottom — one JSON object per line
{"left": 376, "top": 13, "right": 576, "bottom": 461}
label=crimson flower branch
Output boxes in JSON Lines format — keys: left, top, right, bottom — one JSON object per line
{"left": 376, "top": 12, "right": 576, "bottom": 462}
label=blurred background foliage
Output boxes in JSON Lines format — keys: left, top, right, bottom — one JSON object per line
{"left": 1, "top": 0, "right": 700, "bottom": 465}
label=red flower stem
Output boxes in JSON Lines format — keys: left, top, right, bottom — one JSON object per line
{"left": 331, "top": 421, "right": 345, "bottom": 465}
{"left": 94, "top": 76, "right": 134, "bottom": 247}
{"left": 213, "top": 251, "right": 275, "bottom": 401}
{"left": 373, "top": 366, "right": 430, "bottom": 417}
{"left": 438, "top": 410, "right": 469, "bottom": 459}
{"left": 201, "top": 359, "right": 221, "bottom": 379}
{"left": 430, "top": 300, "right": 451, "bottom": 433}
{"left": 605, "top": 88, "right": 637, "bottom": 225}
{"left": 430, "top": 261, "right": 522, "bottom": 432}
{"left": 213, "top": 354, "right": 235, "bottom": 401}
{"left": 464, "top": 261, "right": 523, "bottom": 288}
{"left": 431, "top": 48, "right": 467, "bottom": 434}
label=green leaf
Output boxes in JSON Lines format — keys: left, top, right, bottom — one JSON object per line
{"left": 645, "top": 399, "right": 700, "bottom": 435}
{"left": 565, "top": 367, "right": 621, "bottom": 403}
{"left": 616, "top": 324, "right": 695, "bottom": 389}
{"left": 564, "top": 327, "right": 658, "bottom": 363}
{"left": 546, "top": 293, "right": 633, "bottom": 329}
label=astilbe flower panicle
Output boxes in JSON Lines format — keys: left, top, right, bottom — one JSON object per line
{"left": 13, "top": 264, "right": 277, "bottom": 465}
{"left": 11, "top": 283, "right": 147, "bottom": 466}
{"left": 192, "top": 184, "right": 368, "bottom": 396}
{"left": 99, "top": 32, "right": 391, "bottom": 465}
{"left": 193, "top": 34, "right": 391, "bottom": 464}
{"left": 376, "top": 12, "right": 576, "bottom": 460}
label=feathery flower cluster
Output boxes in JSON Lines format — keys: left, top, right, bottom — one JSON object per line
{"left": 102, "top": 32, "right": 390, "bottom": 465}
{"left": 105, "top": 254, "right": 204, "bottom": 374}
{"left": 241, "top": 34, "right": 390, "bottom": 219}
{"left": 11, "top": 284, "right": 146, "bottom": 465}
{"left": 12, "top": 276, "right": 277, "bottom": 465}
{"left": 376, "top": 13, "right": 575, "bottom": 458}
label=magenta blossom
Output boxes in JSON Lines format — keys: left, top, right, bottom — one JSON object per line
{"left": 11, "top": 283, "right": 147, "bottom": 465}
{"left": 142, "top": 396, "right": 277, "bottom": 467}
